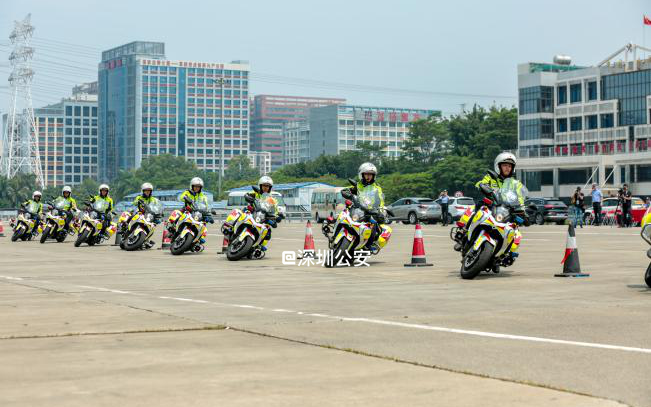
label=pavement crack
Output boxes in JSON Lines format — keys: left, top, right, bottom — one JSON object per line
{"left": 0, "top": 325, "right": 226, "bottom": 340}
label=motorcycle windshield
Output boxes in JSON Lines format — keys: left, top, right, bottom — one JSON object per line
{"left": 193, "top": 200, "right": 208, "bottom": 212}
{"left": 146, "top": 200, "right": 163, "bottom": 215}
{"left": 54, "top": 197, "right": 67, "bottom": 210}
{"left": 258, "top": 194, "right": 278, "bottom": 214}
{"left": 498, "top": 178, "right": 528, "bottom": 208}
{"left": 358, "top": 187, "right": 381, "bottom": 210}
{"left": 92, "top": 200, "right": 108, "bottom": 212}
{"left": 26, "top": 202, "right": 39, "bottom": 213}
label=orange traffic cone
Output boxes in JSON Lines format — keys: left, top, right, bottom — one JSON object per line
{"left": 160, "top": 223, "right": 172, "bottom": 250}
{"left": 218, "top": 235, "right": 229, "bottom": 255}
{"left": 404, "top": 223, "right": 432, "bottom": 267}
{"left": 555, "top": 224, "right": 589, "bottom": 277}
{"left": 298, "top": 220, "right": 316, "bottom": 259}
{"left": 0, "top": 221, "right": 4, "bottom": 237}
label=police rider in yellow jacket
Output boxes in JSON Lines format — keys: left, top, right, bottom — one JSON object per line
{"left": 90, "top": 184, "right": 114, "bottom": 239}
{"left": 245, "top": 176, "right": 279, "bottom": 251}
{"left": 179, "top": 177, "right": 214, "bottom": 224}
{"left": 345, "top": 162, "right": 387, "bottom": 253}
{"left": 22, "top": 191, "right": 43, "bottom": 236}
{"left": 454, "top": 152, "right": 528, "bottom": 251}
{"left": 60, "top": 186, "right": 78, "bottom": 231}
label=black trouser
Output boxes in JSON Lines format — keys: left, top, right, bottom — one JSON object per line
{"left": 592, "top": 202, "right": 601, "bottom": 225}
{"left": 622, "top": 205, "right": 631, "bottom": 227}
{"left": 441, "top": 203, "right": 449, "bottom": 226}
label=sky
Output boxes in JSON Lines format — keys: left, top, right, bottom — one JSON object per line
{"left": 1, "top": 0, "right": 649, "bottom": 116}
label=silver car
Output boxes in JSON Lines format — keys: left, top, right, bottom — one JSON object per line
{"left": 386, "top": 197, "right": 441, "bottom": 224}
{"left": 435, "top": 197, "right": 476, "bottom": 221}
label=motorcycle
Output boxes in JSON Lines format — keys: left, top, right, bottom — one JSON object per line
{"left": 40, "top": 197, "right": 77, "bottom": 243}
{"left": 222, "top": 187, "right": 279, "bottom": 261}
{"left": 119, "top": 200, "right": 163, "bottom": 251}
{"left": 450, "top": 174, "right": 529, "bottom": 279}
{"left": 11, "top": 201, "right": 41, "bottom": 242}
{"left": 321, "top": 179, "right": 393, "bottom": 267}
{"left": 167, "top": 198, "right": 209, "bottom": 255}
{"left": 74, "top": 199, "right": 117, "bottom": 247}
{"left": 640, "top": 209, "right": 651, "bottom": 287}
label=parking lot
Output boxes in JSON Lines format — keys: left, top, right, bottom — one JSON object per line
{"left": 0, "top": 222, "right": 649, "bottom": 406}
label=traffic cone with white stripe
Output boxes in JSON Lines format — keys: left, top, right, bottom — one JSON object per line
{"left": 218, "top": 235, "right": 229, "bottom": 255}
{"left": 160, "top": 223, "right": 172, "bottom": 250}
{"left": 554, "top": 224, "right": 589, "bottom": 277}
{"left": 0, "top": 221, "right": 5, "bottom": 237}
{"left": 404, "top": 223, "right": 432, "bottom": 267}
{"left": 298, "top": 220, "right": 316, "bottom": 259}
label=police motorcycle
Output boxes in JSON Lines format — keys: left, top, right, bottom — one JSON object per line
{"left": 222, "top": 186, "right": 280, "bottom": 261}
{"left": 321, "top": 179, "right": 393, "bottom": 267}
{"left": 166, "top": 197, "right": 211, "bottom": 255}
{"left": 11, "top": 201, "right": 41, "bottom": 242}
{"left": 639, "top": 209, "right": 651, "bottom": 287}
{"left": 40, "top": 197, "right": 77, "bottom": 243}
{"left": 118, "top": 200, "right": 163, "bottom": 251}
{"left": 450, "top": 172, "right": 531, "bottom": 280}
{"left": 74, "top": 199, "right": 117, "bottom": 247}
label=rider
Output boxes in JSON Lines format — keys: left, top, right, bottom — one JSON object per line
{"left": 91, "top": 184, "right": 114, "bottom": 239}
{"left": 60, "top": 186, "right": 78, "bottom": 231}
{"left": 125, "top": 182, "right": 161, "bottom": 245}
{"left": 454, "top": 152, "right": 528, "bottom": 251}
{"left": 179, "top": 177, "right": 214, "bottom": 224}
{"left": 345, "top": 162, "right": 387, "bottom": 253}
{"left": 246, "top": 176, "right": 279, "bottom": 251}
{"left": 22, "top": 191, "right": 43, "bottom": 236}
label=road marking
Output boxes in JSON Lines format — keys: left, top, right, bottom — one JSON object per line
{"left": 3, "top": 274, "right": 651, "bottom": 355}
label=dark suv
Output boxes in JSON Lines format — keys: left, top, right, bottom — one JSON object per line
{"left": 524, "top": 198, "right": 568, "bottom": 225}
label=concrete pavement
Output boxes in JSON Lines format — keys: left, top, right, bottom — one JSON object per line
{"left": 0, "top": 223, "right": 648, "bottom": 406}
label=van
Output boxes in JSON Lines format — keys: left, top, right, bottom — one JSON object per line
{"left": 227, "top": 190, "right": 286, "bottom": 216}
{"left": 311, "top": 187, "right": 345, "bottom": 223}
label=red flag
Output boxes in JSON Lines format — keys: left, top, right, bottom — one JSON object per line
{"left": 644, "top": 15, "right": 651, "bottom": 25}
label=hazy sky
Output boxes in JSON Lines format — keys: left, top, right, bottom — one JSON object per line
{"left": 1, "top": 0, "right": 649, "bottom": 116}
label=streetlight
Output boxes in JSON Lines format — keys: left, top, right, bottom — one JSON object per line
{"left": 209, "top": 77, "right": 229, "bottom": 198}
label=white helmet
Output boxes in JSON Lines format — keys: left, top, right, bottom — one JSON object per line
{"left": 358, "top": 162, "right": 378, "bottom": 185}
{"left": 62, "top": 186, "right": 72, "bottom": 194}
{"left": 190, "top": 177, "right": 204, "bottom": 188}
{"left": 32, "top": 191, "right": 42, "bottom": 199}
{"left": 258, "top": 176, "right": 273, "bottom": 188}
{"left": 99, "top": 184, "right": 110, "bottom": 193}
{"left": 494, "top": 152, "right": 517, "bottom": 177}
{"left": 141, "top": 182, "right": 153, "bottom": 191}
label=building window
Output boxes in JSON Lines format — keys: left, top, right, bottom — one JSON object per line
{"left": 65, "top": 106, "right": 72, "bottom": 116}
{"left": 556, "top": 118, "right": 567, "bottom": 133}
{"left": 601, "top": 69, "right": 651, "bottom": 125}
{"left": 585, "top": 115, "right": 598, "bottom": 130}
{"left": 570, "top": 84, "right": 582, "bottom": 103}
{"left": 600, "top": 113, "right": 614, "bottom": 128}
{"left": 519, "top": 119, "right": 553, "bottom": 141}
{"left": 518, "top": 86, "right": 553, "bottom": 115}
{"left": 74, "top": 106, "right": 81, "bottom": 116}
{"left": 570, "top": 116, "right": 582, "bottom": 131}
{"left": 557, "top": 86, "right": 567, "bottom": 105}
{"left": 587, "top": 81, "right": 597, "bottom": 101}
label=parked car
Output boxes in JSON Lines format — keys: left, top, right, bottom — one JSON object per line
{"left": 584, "top": 196, "right": 646, "bottom": 225}
{"left": 386, "top": 197, "right": 441, "bottom": 224}
{"left": 524, "top": 197, "right": 568, "bottom": 225}
{"left": 434, "top": 196, "right": 476, "bottom": 221}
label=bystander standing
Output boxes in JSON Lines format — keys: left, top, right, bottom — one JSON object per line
{"left": 571, "top": 187, "right": 585, "bottom": 228}
{"left": 439, "top": 190, "right": 450, "bottom": 226}
{"left": 591, "top": 183, "right": 602, "bottom": 226}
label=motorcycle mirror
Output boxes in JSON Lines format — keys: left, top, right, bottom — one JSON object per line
{"left": 244, "top": 194, "right": 255, "bottom": 203}
{"left": 341, "top": 189, "right": 353, "bottom": 199}
{"left": 252, "top": 185, "right": 261, "bottom": 194}
{"left": 386, "top": 209, "right": 395, "bottom": 217}
{"left": 487, "top": 169, "right": 499, "bottom": 179}
{"left": 528, "top": 204, "right": 538, "bottom": 211}
{"left": 347, "top": 178, "right": 356, "bottom": 187}
{"left": 211, "top": 209, "right": 217, "bottom": 215}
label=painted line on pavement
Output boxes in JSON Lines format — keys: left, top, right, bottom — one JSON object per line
{"left": 2, "top": 274, "right": 651, "bottom": 355}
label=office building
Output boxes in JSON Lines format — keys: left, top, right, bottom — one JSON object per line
{"left": 308, "top": 104, "right": 439, "bottom": 159}
{"left": 99, "top": 41, "right": 250, "bottom": 180}
{"left": 283, "top": 121, "right": 310, "bottom": 165}
{"left": 515, "top": 43, "right": 651, "bottom": 197}
{"left": 250, "top": 95, "right": 345, "bottom": 170}
{"left": 247, "top": 150, "right": 272, "bottom": 175}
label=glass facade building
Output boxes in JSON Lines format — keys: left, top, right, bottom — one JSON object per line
{"left": 99, "top": 41, "right": 250, "bottom": 180}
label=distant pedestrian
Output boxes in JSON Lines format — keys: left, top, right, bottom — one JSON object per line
{"left": 591, "top": 183, "right": 602, "bottom": 226}
{"left": 439, "top": 190, "right": 450, "bottom": 226}
{"left": 618, "top": 184, "right": 632, "bottom": 227}
{"left": 571, "top": 187, "right": 585, "bottom": 228}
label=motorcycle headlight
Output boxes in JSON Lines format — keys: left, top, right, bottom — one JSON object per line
{"left": 351, "top": 208, "right": 364, "bottom": 222}
{"left": 255, "top": 214, "right": 262, "bottom": 223}
{"left": 495, "top": 207, "right": 510, "bottom": 223}
{"left": 193, "top": 211, "right": 202, "bottom": 221}
{"left": 52, "top": 209, "right": 59, "bottom": 216}
{"left": 90, "top": 212, "right": 97, "bottom": 220}
{"left": 145, "top": 213, "right": 154, "bottom": 222}
{"left": 24, "top": 213, "right": 31, "bottom": 220}
{"left": 642, "top": 224, "right": 651, "bottom": 245}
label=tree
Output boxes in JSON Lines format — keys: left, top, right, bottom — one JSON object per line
{"left": 224, "top": 155, "right": 259, "bottom": 182}
{"left": 401, "top": 117, "right": 448, "bottom": 166}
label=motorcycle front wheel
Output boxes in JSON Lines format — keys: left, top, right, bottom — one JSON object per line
{"left": 461, "top": 241, "right": 493, "bottom": 280}
{"left": 74, "top": 229, "right": 89, "bottom": 247}
{"left": 123, "top": 232, "right": 146, "bottom": 251}
{"left": 227, "top": 235, "right": 254, "bottom": 261}
{"left": 325, "top": 238, "right": 353, "bottom": 268}
{"left": 645, "top": 263, "right": 651, "bottom": 288}
{"left": 40, "top": 226, "right": 51, "bottom": 244}
{"left": 170, "top": 233, "right": 193, "bottom": 255}
{"left": 11, "top": 227, "right": 23, "bottom": 242}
